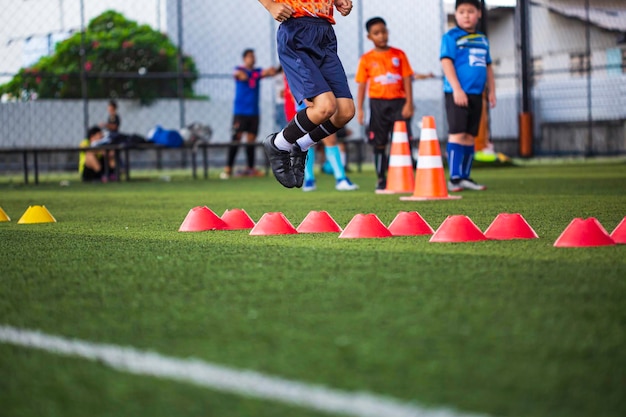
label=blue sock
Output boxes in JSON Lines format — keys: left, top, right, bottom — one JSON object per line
{"left": 304, "top": 147, "right": 315, "bottom": 182}
{"left": 325, "top": 145, "right": 346, "bottom": 181}
{"left": 322, "top": 160, "right": 333, "bottom": 175}
{"left": 447, "top": 142, "right": 464, "bottom": 180}
{"left": 461, "top": 145, "right": 475, "bottom": 179}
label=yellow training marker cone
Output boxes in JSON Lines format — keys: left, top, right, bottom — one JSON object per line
{"left": 17, "top": 205, "right": 57, "bottom": 224}
{"left": 0, "top": 207, "right": 10, "bottom": 222}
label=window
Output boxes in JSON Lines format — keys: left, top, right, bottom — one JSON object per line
{"left": 606, "top": 48, "right": 624, "bottom": 75}
{"left": 570, "top": 53, "right": 590, "bottom": 77}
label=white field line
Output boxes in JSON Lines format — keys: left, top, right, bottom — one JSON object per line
{"left": 0, "top": 325, "right": 489, "bottom": 417}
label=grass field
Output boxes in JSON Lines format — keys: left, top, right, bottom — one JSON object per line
{"left": 1, "top": 161, "right": 625, "bottom": 417}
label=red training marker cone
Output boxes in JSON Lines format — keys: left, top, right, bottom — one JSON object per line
{"left": 179, "top": 206, "right": 228, "bottom": 232}
{"left": 339, "top": 214, "right": 392, "bottom": 239}
{"left": 554, "top": 218, "right": 615, "bottom": 247}
{"left": 296, "top": 210, "right": 342, "bottom": 233}
{"left": 610, "top": 217, "right": 626, "bottom": 244}
{"left": 484, "top": 213, "right": 539, "bottom": 240}
{"left": 388, "top": 211, "right": 434, "bottom": 236}
{"left": 249, "top": 212, "right": 298, "bottom": 235}
{"left": 430, "top": 215, "right": 487, "bottom": 243}
{"left": 221, "top": 208, "right": 255, "bottom": 230}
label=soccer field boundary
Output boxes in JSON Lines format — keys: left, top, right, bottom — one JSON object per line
{"left": 0, "top": 325, "right": 490, "bottom": 417}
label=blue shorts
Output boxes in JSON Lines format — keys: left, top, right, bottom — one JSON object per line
{"left": 277, "top": 17, "right": 352, "bottom": 105}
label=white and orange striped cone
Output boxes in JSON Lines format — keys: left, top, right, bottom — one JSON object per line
{"left": 377, "top": 120, "right": 415, "bottom": 194}
{"left": 400, "top": 116, "right": 462, "bottom": 201}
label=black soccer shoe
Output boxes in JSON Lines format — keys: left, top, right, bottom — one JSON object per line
{"left": 263, "top": 133, "right": 296, "bottom": 188}
{"left": 290, "top": 143, "right": 308, "bottom": 188}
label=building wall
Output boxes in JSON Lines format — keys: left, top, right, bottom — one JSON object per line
{"left": 531, "top": 2, "right": 622, "bottom": 79}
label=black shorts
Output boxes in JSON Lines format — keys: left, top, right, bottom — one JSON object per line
{"left": 82, "top": 166, "right": 103, "bottom": 182}
{"left": 232, "top": 115, "right": 260, "bottom": 137}
{"left": 367, "top": 98, "right": 413, "bottom": 147}
{"left": 445, "top": 93, "right": 483, "bottom": 136}
{"left": 83, "top": 167, "right": 103, "bottom": 181}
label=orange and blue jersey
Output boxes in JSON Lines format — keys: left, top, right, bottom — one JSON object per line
{"left": 276, "top": 0, "right": 335, "bottom": 24}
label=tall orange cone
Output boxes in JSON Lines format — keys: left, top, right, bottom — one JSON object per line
{"left": 400, "top": 116, "right": 461, "bottom": 201}
{"left": 377, "top": 120, "right": 414, "bottom": 194}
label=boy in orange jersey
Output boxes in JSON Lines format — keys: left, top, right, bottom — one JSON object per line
{"left": 356, "top": 17, "right": 414, "bottom": 192}
{"left": 258, "top": 0, "right": 355, "bottom": 189}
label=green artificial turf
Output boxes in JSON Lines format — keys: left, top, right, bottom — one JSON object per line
{"left": 1, "top": 162, "right": 625, "bottom": 417}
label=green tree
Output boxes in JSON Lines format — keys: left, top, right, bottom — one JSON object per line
{"left": 0, "top": 10, "right": 198, "bottom": 105}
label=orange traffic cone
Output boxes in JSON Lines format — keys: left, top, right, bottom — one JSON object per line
{"left": 400, "top": 116, "right": 461, "bottom": 201}
{"left": 377, "top": 120, "right": 414, "bottom": 194}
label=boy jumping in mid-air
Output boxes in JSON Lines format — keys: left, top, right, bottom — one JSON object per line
{"left": 441, "top": 0, "right": 496, "bottom": 191}
{"left": 258, "top": 0, "right": 355, "bottom": 189}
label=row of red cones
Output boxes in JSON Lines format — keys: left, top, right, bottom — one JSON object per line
{"left": 179, "top": 207, "right": 626, "bottom": 247}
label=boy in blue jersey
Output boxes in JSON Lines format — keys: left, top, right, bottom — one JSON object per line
{"left": 221, "top": 49, "right": 281, "bottom": 179}
{"left": 441, "top": 0, "right": 496, "bottom": 191}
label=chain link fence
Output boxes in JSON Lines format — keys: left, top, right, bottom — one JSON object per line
{"left": 526, "top": 0, "right": 625, "bottom": 156}
{"left": 0, "top": 0, "right": 625, "bottom": 176}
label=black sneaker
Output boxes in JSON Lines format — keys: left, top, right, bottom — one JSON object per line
{"left": 290, "top": 143, "right": 307, "bottom": 188}
{"left": 376, "top": 178, "right": 387, "bottom": 191}
{"left": 263, "top": 133, "right": 296, "bottom": 188}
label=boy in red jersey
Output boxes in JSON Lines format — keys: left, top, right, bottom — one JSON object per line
{"left": 356, "top": 17, "right": 415, "bottom": 192}
{"left": 258, "top": 0, "right": 355, "bottom": 189}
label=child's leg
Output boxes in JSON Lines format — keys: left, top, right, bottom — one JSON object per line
{"left": 272, "top": 106, "right": 319, "bottom": 151}
{"left": 294, "top": 95, "right": 354, "bottom": 151}
{"left": 373, "top": 146, "right": 388, "bottom": 188}
{"left": 446, "top": 134, "right": 467, "bottom": 181}
{"left": 456, "top": 135, "right": 485, "bottom": 190}
{"left": 225, "top": 135, "right": 241, "bottom": 175}
{"left": 461, "top": 140, "right": 475, "bottom": 179}
{"left": 323, "top": 134, "right": 358, "bottom": 190}
{"left": 368, "top": 99, "right": 393, "bottom": 190}
{"left": 324, "top": 134, "right": 345, "bottom": 181}
{"left": 338, "top": 142, "right": 347, "bottom": 167}
{"left": 245, "top": 133, "right": 257, "bottom": 170}
{"left": 272, "top": 92, "right": 343, "bottom": 151}
{"left": 455, "top": 94, "right": 485, "bottom": 190}
{"left": 304, "top": 147, "right": 315, "bottom": 183}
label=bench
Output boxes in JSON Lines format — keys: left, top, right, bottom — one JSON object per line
{"left": 0, "top": 138, "right": 367, "bottom": 185}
